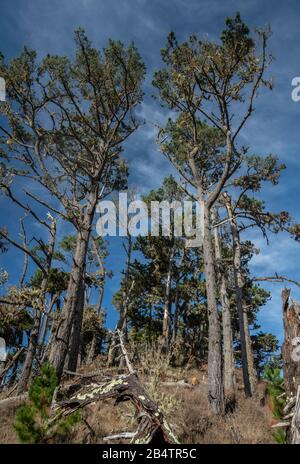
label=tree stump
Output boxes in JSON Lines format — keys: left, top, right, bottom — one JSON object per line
{"left": 282, "top": 288, "right": 300, "bottom": 396}
{"left": 290, "top": 386, "right": 300, "bottom": 444}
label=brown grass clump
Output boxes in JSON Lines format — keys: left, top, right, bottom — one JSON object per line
{"left": 0, "top": 397, "right": 20, "bottom": 443}
{"left": 171, "top": 384, "right": 274, "bottom": 444}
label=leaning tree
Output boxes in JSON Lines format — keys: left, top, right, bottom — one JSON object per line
{"left": 0, "top": 30, "right": 145, "bottom": 380}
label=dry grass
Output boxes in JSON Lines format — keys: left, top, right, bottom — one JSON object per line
{"left": 0, "top": 359, "right": 275, "bottom": 444}
{"left": 0, "top": 397, "right": 20, "bottom": 443}
{"left": 173, "top": 386, "right": 274, "bottom": 444}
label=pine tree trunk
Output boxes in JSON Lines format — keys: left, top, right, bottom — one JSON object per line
{"left": 162, "top": 247, "right": 174, "bottom": 347}
{"left": 49, "top": 228, "right": 90, "bottom": 379}
{"left": 202, "top": 204, "right": 225, "bottom": 415}
{"left": 17, "top": 316, "right": 40, "bottom": 394}
{"left": 67, "top": 280, "right": 85, "bottom": 372}
{"left": 224, "top": 194, "right": 256, "bottom": 397}
{"left": 86, "top": 333, "right": 97, "bottom": 365}
{"left": 213, "top": 217, "right": 235, "bottom": 401}
{"left": 171, "top": 285, "right": 180, "bottom": 344}
{"left": 49, "top": 186, "right": 98, "bottom": 380}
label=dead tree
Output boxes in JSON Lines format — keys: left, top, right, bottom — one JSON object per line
{"left": 52, "top": 332, "right": 178, "bottom": 444}
{"left": 277, "top": 289, "right": 300, "bottom": 444}
{"left": 282, "top": 288, "right": 300, "bottom": 396}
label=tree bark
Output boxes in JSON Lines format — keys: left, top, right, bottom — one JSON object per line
{"left": 66, "top": 279, "right": 85, "bottom": 372}
{"left": 224, "top": 193, "right": 256, "bottom": 397}
{"left": 162, "top": 246, "right": 175, "bottom": 347}
{"left": 290, "top": 386, "right": 300, "bottom": 444}
{"left": 202, "top": 203, "right": 225, "bottom": 415}
{"left": 86, "top": 333, "right": 97, "bottom": 365}
{"left": 17, "top": 300, "right": 42, "bottom": 393}
{"left": 171, "top": 285, "right": 180, "bottom": 344}
{"left": 49, "top": 185, "right": 98, "bottom": 380}
{"left": 282, "top": 288, "right": 300, "bottom": 396}
{"left": 55, "top": 372, "right": 178, "bottom": 444}
{"left": 213, "top": 214, "right": 235, "bottom": 401}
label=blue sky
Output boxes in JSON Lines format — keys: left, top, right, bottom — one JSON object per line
{"left": 1, "top": 0, "right": 300, "bottom": 342}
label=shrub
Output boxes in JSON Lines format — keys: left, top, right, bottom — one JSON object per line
{"left": 263, "top": 365, "right": 286, "bottom": 444}
{"left": 14, "top": 363, "right": 80, "bottom": 443}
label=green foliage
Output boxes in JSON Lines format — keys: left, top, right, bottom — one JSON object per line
{"left": 30, "top": 268, "right": 69, "bottom": 295}
{"left": 29, "top": 363, "right": 58, "bottom": 412}
{"left": 57, "top": 411, "right": 81, "bottom": 435}
{"left": 272, "top": 428, "right": 286, "bottom": 445}
{"left": 252, "top": 332, "right": 279, "bottom": 375}
{"left": 263, "top": 365, "right": 286, "bottom": 444}
{"left": 263, "top": 366, "right": 285, "bottom": 419}
{"left": 14, "top": 363, "right": 79, "bottom": 443}
{"left": 15, "top": 403, "right": 44, "bottom": 444}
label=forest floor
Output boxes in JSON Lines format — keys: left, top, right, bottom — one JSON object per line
{"left": 0, "top": 356, "right": 275, "bottom": 444}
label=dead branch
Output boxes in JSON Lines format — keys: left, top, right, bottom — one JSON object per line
{"left": 117, "top": 329, "right": 135, "bottom": 375}
{"left": 0, "top": 347, "right": 24, "bottom": 384}
{"left": 254, "top": 275, "right": 300, "bottom": 289}
{"left": 103, "top": 432, "right": 136, "bottom": 441}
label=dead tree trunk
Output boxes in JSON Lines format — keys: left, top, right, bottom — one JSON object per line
{"left": 290, "top": 386, "right": 300, "bottom": 443}
{"left": 53, "top": 332, "right": 178, "bottom": 444}
{"left": 282, "top": 288, "right": 300, "bottom": 396}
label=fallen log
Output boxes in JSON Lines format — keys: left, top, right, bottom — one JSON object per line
{"left": 52, "top": 331, "right": 179, "bottom": 445}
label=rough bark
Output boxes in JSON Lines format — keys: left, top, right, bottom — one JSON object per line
{"left": 17, "top": 311, "right": 41, "bottom": 393}
{"left": 86, "top": 333, "right": 97, "bottom": 366}
{"left": 49, "top": 186, "right": 98, "bottom": 380}
{"left": 224, "top": 193, "right": 257, "bottom": 397}
{"left": 67, "top": 280, "right": 85, "bottom": 372}
{"left": 290, "top": 386, "right": 300, "bottom": 444}
{"left": 202, "top": 204, "right": 225, "bottom": 415}
{"left": 282, "top": 288, "right": 300, "bottom": 396}
{"left": 213, "top": 215, "right": 235, "bottom": 401}
{"left": 171, "top": 285, "right": 180, "bottom": 344}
